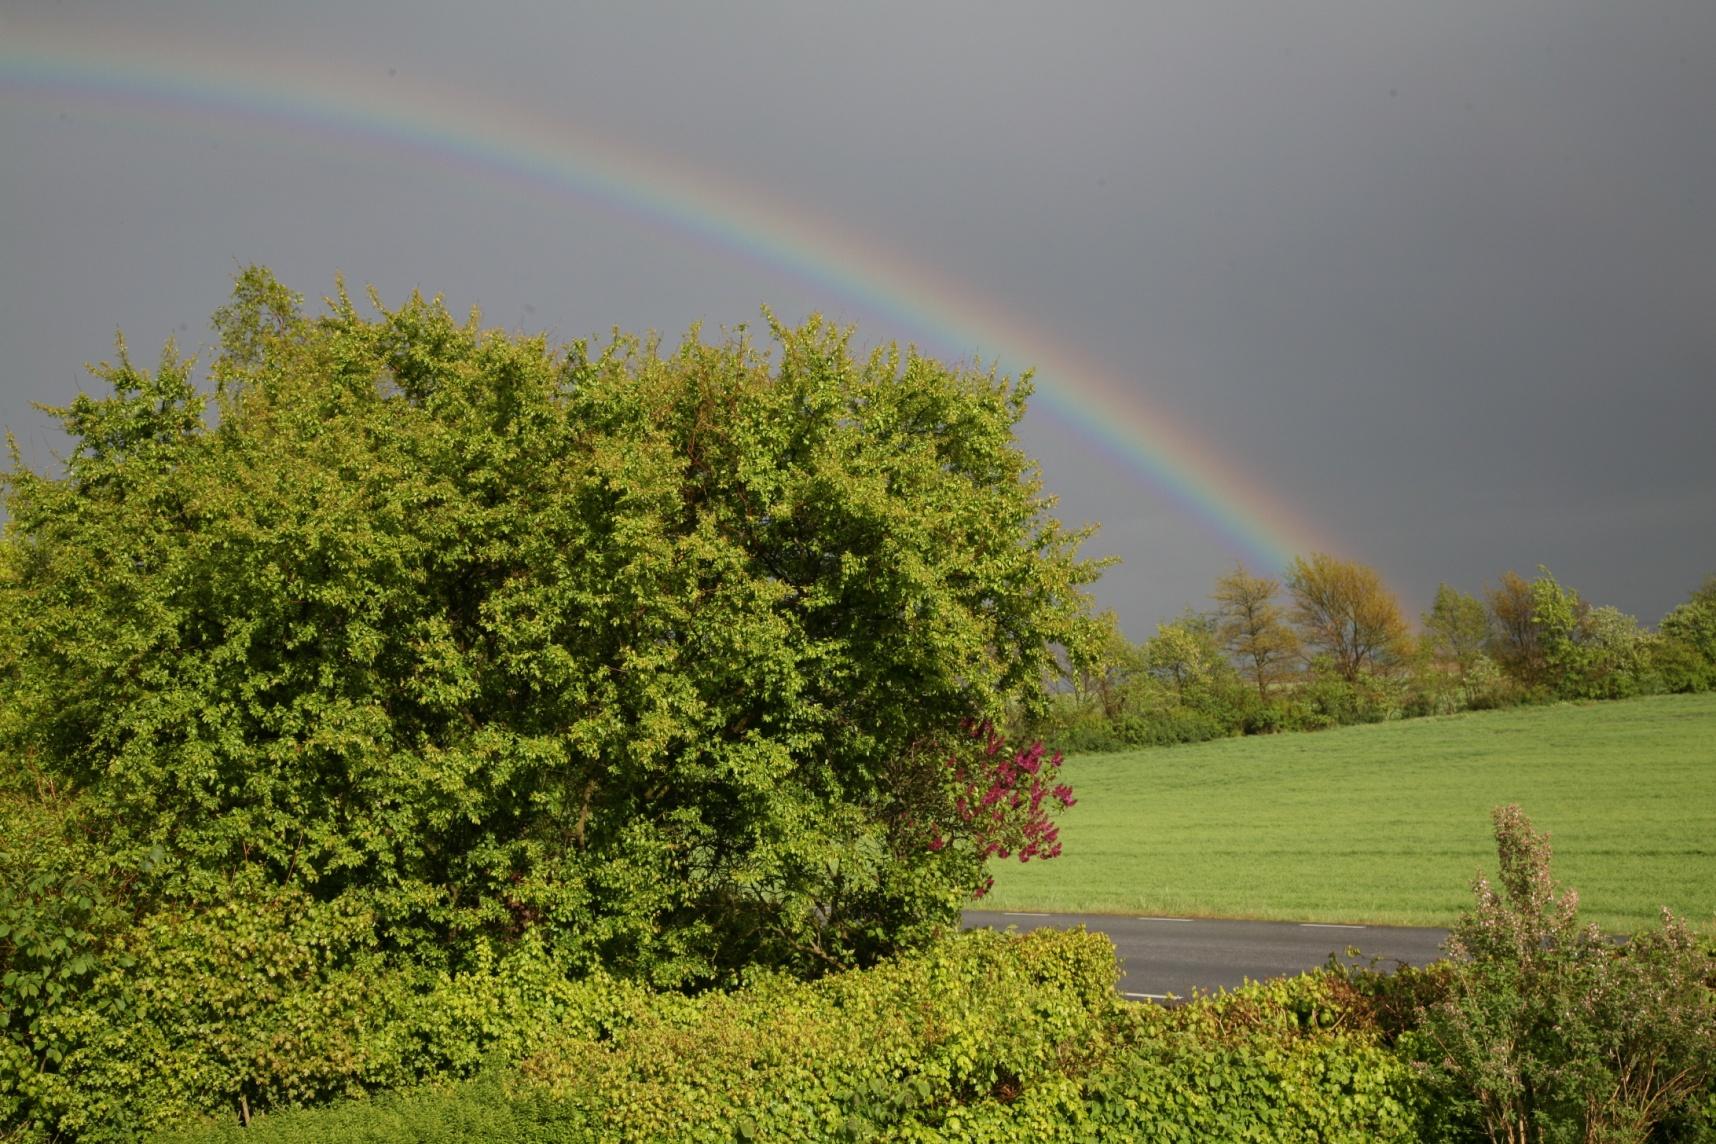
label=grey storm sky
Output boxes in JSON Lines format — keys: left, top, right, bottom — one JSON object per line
{"left": 2, "top": 0, "right": 1712, "bottom": 639}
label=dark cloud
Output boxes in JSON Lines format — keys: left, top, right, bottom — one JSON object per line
{"left": 3, "top": 0, "right": 1712, "bottom": 633}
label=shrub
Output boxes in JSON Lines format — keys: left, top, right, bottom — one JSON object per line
{"left": 1098, "top": 707, "right": 1226, "bottom": 748}
{"left": 1653, "top": 635, "right": 1716, "bottom": 694}
{"left": 0, "top": 784, "right": 141, "bottom": 1130}
{"left": 1656, "top": 590, "right": 1716, "bottom": 694}
{"left": 157, "top": 933, "right": 1428, "bottom": 1143}
{"left": 1459, "top": 652, "right": 1518, "bottom": 711}
{"left": 1023, "top": 694, "right": 1234, "bottom": 754}
{"left": 1238, "top": 699, "right": 1290, "bottom": 735}
{"left": 8, "top": 873, "right": 655, "bottom": 1140}
{"left": 1407, "top": 805, "right": 1716, "bottom": 1143}
{"left": 1062, "top": 971, "right": 1426, "bottom": 1142}
{"left": 151, "top": 926, "right": 1124, "bottom": 1142}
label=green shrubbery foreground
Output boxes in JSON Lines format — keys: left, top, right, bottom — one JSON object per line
{"left": 4, "top": 799, "right": 1711, "bottom": 1141}
{"left": 14, "top": 920, "right": 1423, "bottom": 1142}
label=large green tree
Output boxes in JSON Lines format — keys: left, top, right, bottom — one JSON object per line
{"left": 0, "top": 269, "right": 1105, "bottom": 985}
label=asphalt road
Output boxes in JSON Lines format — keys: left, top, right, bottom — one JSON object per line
{"left": 963, "top": 909, "right": 1448, "bottom": 1001}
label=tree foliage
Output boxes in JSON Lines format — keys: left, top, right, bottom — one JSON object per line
{"left": 1141, "top": 612, "right": 1227, "bottom": 700}
{"left": 1421, "top": 584, "right": 1490, "bottom": 673}
{"left": 1211, "top": 563, "right": 1298, "bottom": 700}
{"left": 1486, "top": 571, "right": 1544, "bottom": 688}
{"left": 1528, "top": 567, "right": 1591, "bottom": 697}
{"left": 1072, "top": 623, "right": 1144, "bottom": 722}
{"left": 1284, "top": 553, "right": 1411, "bottom": 683}
{"left": 1411, "top": 584, "right": 1501, "bottom": 714}
{"left": 0, "top": 268, "right": 1105, "bottom": 985}
{"left": 1657, "top": 576, "right": 1716, "bottom": 693}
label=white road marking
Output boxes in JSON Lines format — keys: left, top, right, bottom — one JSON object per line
{"left": 1300, "top": 923, "right": 1366, "bottom": 929}
{"left": 1136, "top": 916, "right": 1192, "bottom": 922}
{"left": 1003, "top": 911, "right": 1053, "bottom": 917}
{"left": 1123, "top": 991, "right": 1173, "bottom": 1000}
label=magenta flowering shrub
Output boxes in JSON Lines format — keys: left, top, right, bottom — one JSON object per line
{"left": 932, "top": 722, "right": 1076, "bottom": 897}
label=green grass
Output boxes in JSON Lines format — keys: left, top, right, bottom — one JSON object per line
{"left": 986, "top": 693, "right": 1716, "bottom": 933}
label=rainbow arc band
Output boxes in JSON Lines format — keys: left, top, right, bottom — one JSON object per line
{"left": 1, "top": 25, "right": 1330, "bottom": 570}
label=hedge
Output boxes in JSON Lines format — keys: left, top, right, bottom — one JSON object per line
{"left": 145, "top": 931, "right": 1422, "bottom": 1143}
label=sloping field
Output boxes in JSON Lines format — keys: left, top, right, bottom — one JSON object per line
{"left": 984, "top": 693, "right": 1716, "bottom": 933}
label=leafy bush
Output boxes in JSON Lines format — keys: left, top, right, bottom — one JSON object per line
{"left": 1025, "top": 696, "right": 1232, "bottom": 754}
{"left": 21, "top": 879, "right": 398, "bottom": 1138}
{"left": 1292, "top": 675, "right": 1369, "bottom": 727}
{"left": 1062, "top": 971, "right": 1425, "bottom": 1142}
{"left": 0, "top": 784, "right": 141, "bottom": 1130}
{"left": 1237, "top": 699, "right": 1291, "bottom": 735}
{"left": 1407, "top": 805, "right": 1716, "bottom": 1143}
{"left": 8, "top": 872, "right": 659, "bottom": 1140}
{"left": 1028, "top": 712, "right": 1127, "bottom": 756}
{"left": 1123, "top": 707, "right": 1231, "bottom": 746}
{"left": 0, "top": 269, "right": 1104, "bottom": 987}
{"left": 142, "top": 927, "right": 1121, "bottom": 1142}
{"left": 156, "top": 933, "right": 1425, "bottom": 1143}
{"left": 1657, "top": 589, "right": 1716, "bottom": 694}
{"left": 1653, "top": 635, "right": 1716, "bottom": 695}
{"left": 1458, "top": 653, "right": 1518, "bottom": 711}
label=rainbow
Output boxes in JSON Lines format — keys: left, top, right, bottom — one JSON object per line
{"left": 1, "top": 22, "right": 1331, "bottom": 572}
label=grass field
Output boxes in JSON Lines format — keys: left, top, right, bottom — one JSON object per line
{"left": 984, "top": 693, "right": 1716, "bottom": 933}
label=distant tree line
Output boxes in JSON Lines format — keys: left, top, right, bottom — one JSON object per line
{"left": 1028, "top": 556, "right": 1716, "bottom": 752}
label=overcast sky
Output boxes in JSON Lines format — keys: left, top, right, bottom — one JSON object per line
{"left": 3, "top": 1, "right": 1712, "bottom": 638}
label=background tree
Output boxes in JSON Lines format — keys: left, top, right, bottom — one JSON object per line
{"left": 1141, "top": 611, "right": 1226, "bottom": 701}
{"left": 1284, "top": 553, "right": 1411, "bottom": 683}
{"left": 1656, "top": 575, "right": 1716, "bottom": 692}
{"left": 1660, "top": 575, "right": 1716, "bottom": 658}
{"left": 1211, "top": 563, "right": 1299, "bottom": 700}
{"left": 1421, "top": 584, "right": 1489, "bottom": 673}
{"left": 1071, "top": 621, "right": 1145, "bottom": 722}
{"left": 0, "top": 268, "right": 1106, "bottom": 985}
{"left": 1486, "top": 570, "right": 1543, "bottom": 687}
{"left": 1529, "top": 567, "right": 1594, "bottom": 698}
{"left": 1135, "top": 610, "right": 1245, "bottom": 743}
{"left": 1412, "top": 583, "right": 1496, "bottom": 714}
{"left": 1579, "top": 605, "right": 1653, "bottom": 698}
